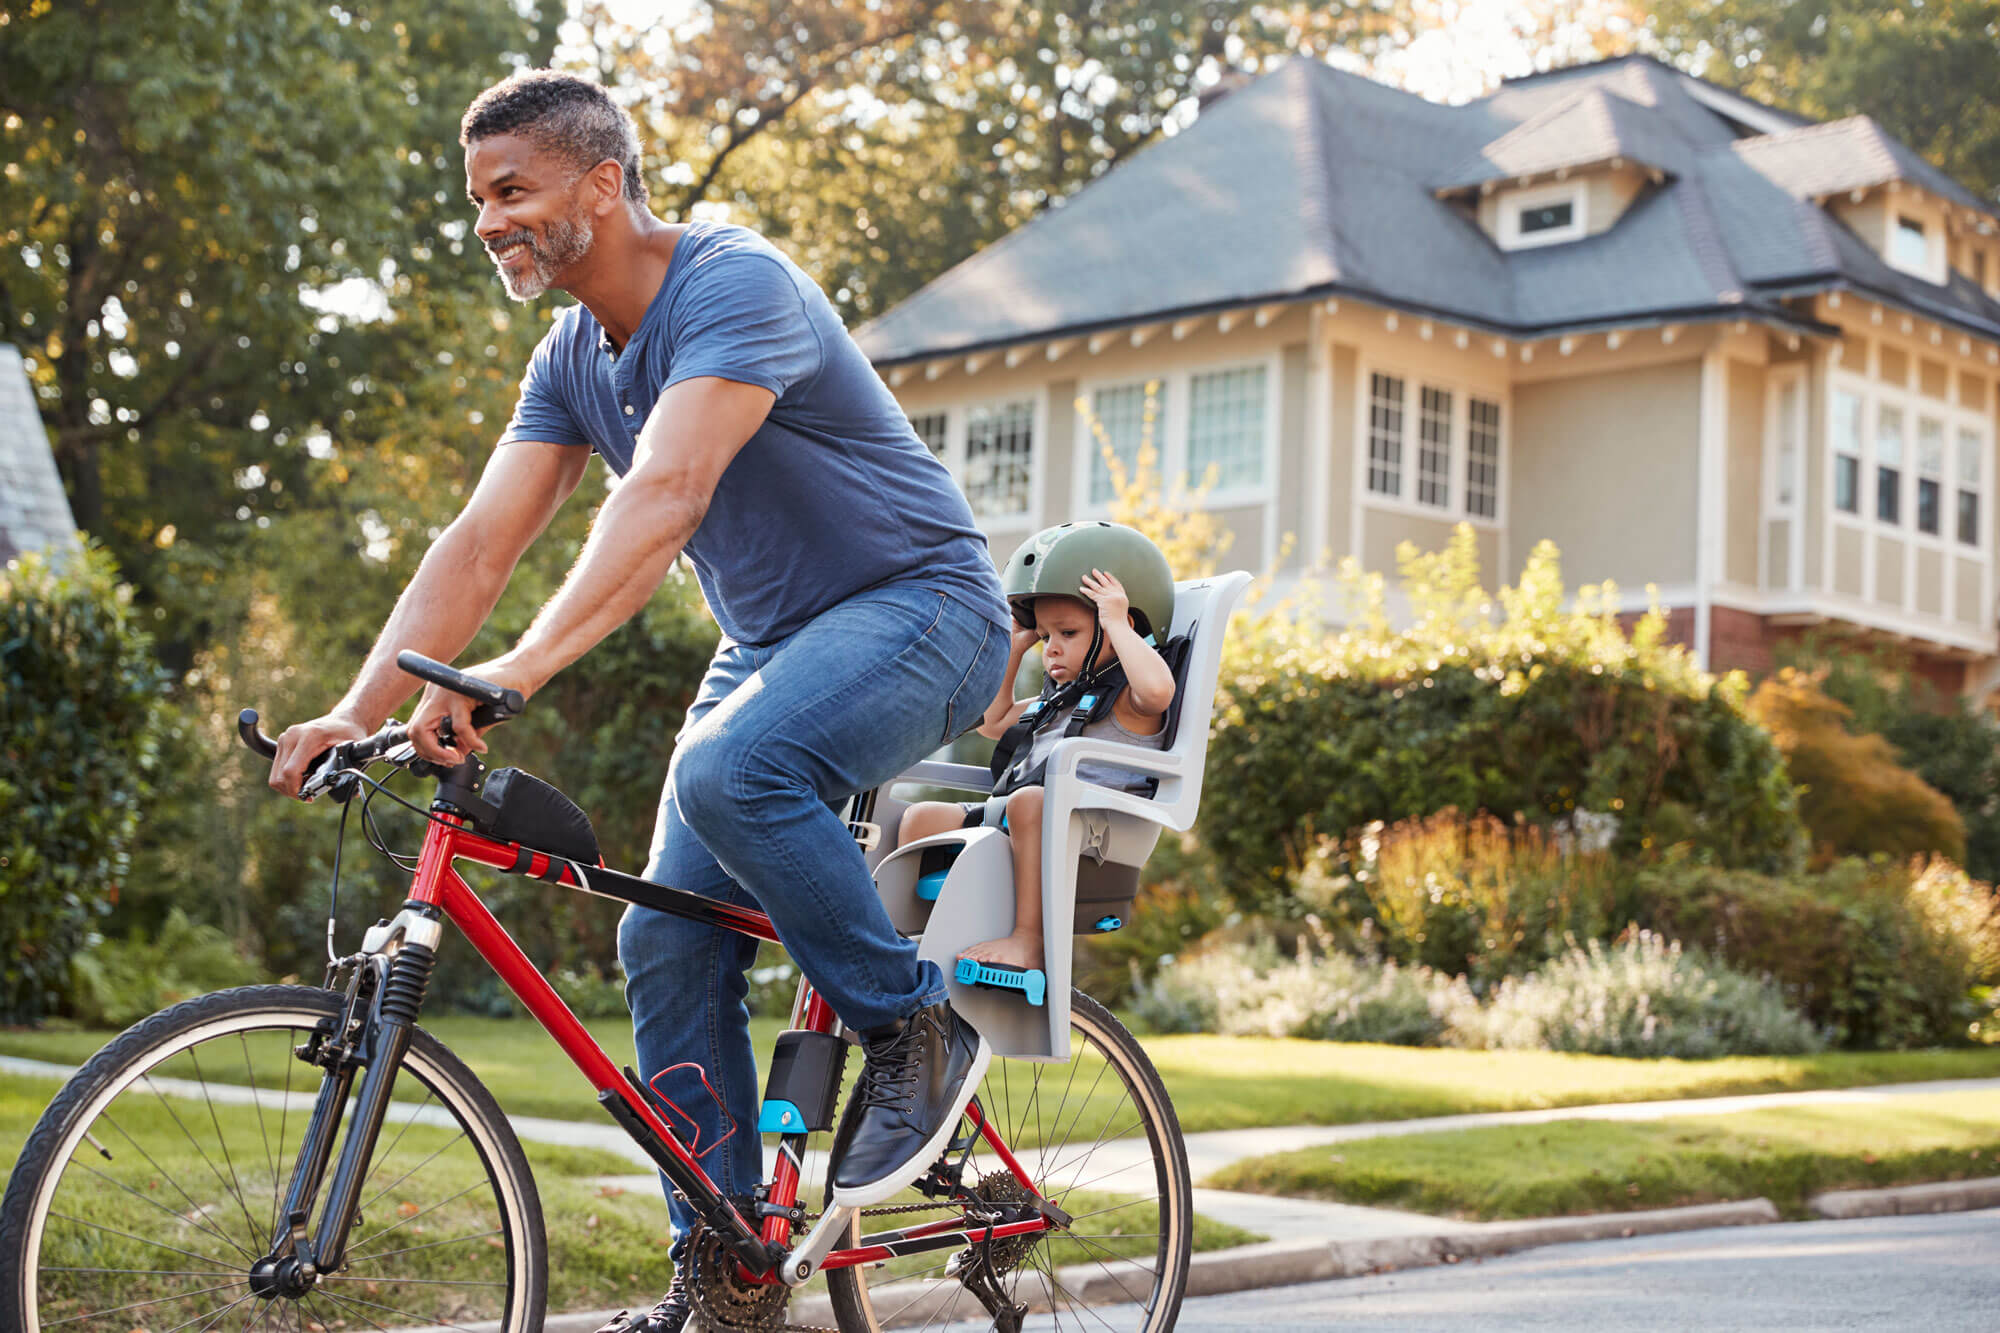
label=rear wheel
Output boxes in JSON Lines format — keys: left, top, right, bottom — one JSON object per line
{"left": 0, "top": 984, "right": 547, "bottom": 1333}
{"left": 825, "top": 990, "right": 1192, "bottom": 1332}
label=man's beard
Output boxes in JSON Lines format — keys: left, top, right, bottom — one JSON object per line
{"left": 493, "top": 202, "right": 594, "bottom": 302}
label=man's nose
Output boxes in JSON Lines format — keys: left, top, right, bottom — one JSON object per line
{"left": 474, "top": 201, "right": 508, "bottom": 242}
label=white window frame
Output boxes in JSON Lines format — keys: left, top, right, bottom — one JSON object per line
{"left": 1071, "top": 351, "right": 1280, "bottom": 515}
{"left": 1826, "top": 346, "right": 1992, "bottom": 624}
{"left": 1499, "top": 181, "right": 1588, "bottom": 251}
{"left": 1355, "top": 357, "right": 1509, "bottom": 529}
{"left": 958, "top": 391, "right": 1047, "bottom": 525}
{"left": 1884, "top": 207, "right": 1948, "bottom": 286}
{"left": 1762, "top": 367, "right": 1807, "bottom": 592}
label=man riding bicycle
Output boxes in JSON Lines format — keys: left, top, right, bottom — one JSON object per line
{"left": 267, "top": 69, "right": 1010, "bottom": 1333}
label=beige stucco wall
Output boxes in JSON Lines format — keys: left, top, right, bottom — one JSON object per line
{"left": 1325, "top": 343, "right": 1358, "bottom": 564}
{"left": 1362, "top": 509, "right": 1499, "bottom": 578}
{"left": 1277, "top": 342, "right": 1309, "bottom": 574}
{"left": 1877, "top": 534, "right": 1907, "bottom": 606}
{"left": 1958, "top": 555, "right": 1984, "bottom": 624}
{"left": 1917, "top": 547, "right": 1944, "bottom": 616}
{"left": 1725, "top": 359, "right": 1765, "bottom": 586}
{"left": 1833, "top": 526, "right": 1864, "bottom": 597}
{"left": 1509, "top": 360, "right": 1702, "bottom": 588}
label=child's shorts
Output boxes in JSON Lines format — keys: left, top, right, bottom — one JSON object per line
{"left": 958, "top": 796, "right": 1012, "bottom": 830}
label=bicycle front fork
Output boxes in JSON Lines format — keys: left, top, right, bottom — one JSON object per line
{"left": 252, "top": 908, "right": 443, "bottom": 1297}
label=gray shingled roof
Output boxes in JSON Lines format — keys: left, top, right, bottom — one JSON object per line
{"left": 855, "top": 54, "right": 1999, "bottom": 364}
{"left": 1435, "top": 86, "right": 1693, "bottom": 192}
{"left": 0, "top": 345, "right": 78, "bottom": 563}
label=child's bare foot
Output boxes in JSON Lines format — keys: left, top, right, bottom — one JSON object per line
{"left": 958, "top": 931, "right": 1044, "bottom": 972}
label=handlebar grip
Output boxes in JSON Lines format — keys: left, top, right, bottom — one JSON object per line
{"left": 396, "top": 650, "right": 525, "bottom": 718}
{"left": 237, "top": 709, "right": 279, "bottom": 759}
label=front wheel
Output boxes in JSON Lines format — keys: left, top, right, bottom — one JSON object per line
{"left": 825, "top": 990, "right": 1192, "bottom": 1332}
{"left": 0, "top": 984, "right": 547, "bottom": 1333}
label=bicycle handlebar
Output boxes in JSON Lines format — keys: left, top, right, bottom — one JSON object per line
{"left": 237, "top": 653, "right": 525, "bottom": 797}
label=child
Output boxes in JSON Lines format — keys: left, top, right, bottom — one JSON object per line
{"left": 899, "top": 523, "right": 1177, "bottom": 973}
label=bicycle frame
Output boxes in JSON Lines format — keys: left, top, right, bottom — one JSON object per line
{"left": 282, "top": 786, "right": 1057, "bottom": 1290}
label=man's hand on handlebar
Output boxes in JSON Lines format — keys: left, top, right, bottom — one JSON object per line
{"left": 408, "top": 654, "right": 537, "bottom": 767}
{"left": 269, "top": 711, "right": 373, "bottom": 800}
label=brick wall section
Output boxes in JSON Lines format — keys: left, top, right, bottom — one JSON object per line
{"left": 1624, "top": 601, "right": 1973, "bottom": 697}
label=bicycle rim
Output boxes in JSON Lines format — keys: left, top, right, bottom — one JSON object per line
{"left": 3, "top": 985, "right": 544, "bottom": 1333}
{"left": 824, "top": 991, "right": 1192, "bottom": 1332}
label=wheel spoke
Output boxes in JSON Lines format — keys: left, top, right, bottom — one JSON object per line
{"left": 354, "top": 1086, "right": 436, "bottom": 1210}
{"left": 340, "top": 1226, "right": 503, "bottom": 1266}
{"left": 64, "top": 1156, "right": 261, "bottom": 1264}
{"left": 48, "top": 1210, "right": 239, "bottom": 1271}
{"left": 39, "top": 1279, "right": 247, "bottom": 1329}
{"left": 309, "top": 1286, "right": 393, "bottom": 1333}
{"left": 342, "top": 1179, "right": 487, "bottom": 1261}
{"left": 302, "top": 1284, "right": 482, "bottom": 1332}
{"left": 164, "top": 1290, "right": 263, "bottom": 1333}
{"left": 353, "top": 1123, "right": 466, "bottom": 1222}
{"left": 144, "top": 1075, "right": 263, "bottom": 1255}
{"left": 190, "top": 1045, "right": 270, "bottom": 1249}
{"left": 98, "top": 1109, "right": 260, "bottom": 1261}
{"left": 240, "top": 1033, "right": 279, "bottom": 1237}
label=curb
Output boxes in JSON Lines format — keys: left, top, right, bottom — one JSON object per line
{"left": 1178, "top": 1198, "right": 1780, "bottom": 1296}
{"left": 1809, "top": 1175, "right": 2000, "bottom": 1219}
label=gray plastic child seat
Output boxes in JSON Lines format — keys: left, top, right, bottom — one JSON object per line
{"left": 870, "top": 570, "right": 1252, "bottom": 1060}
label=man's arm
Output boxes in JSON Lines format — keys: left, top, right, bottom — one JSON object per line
{"left": 267, "top": 439, "right": 589, "bottom": 795}
{"left": 407, "top": 375, "right": 774, "bottom": 763}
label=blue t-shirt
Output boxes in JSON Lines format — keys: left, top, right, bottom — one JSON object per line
{"left": 499, "top": 222, "right": 1006, "bottom": 645}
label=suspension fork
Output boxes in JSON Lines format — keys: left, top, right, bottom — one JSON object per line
{"left": 262, "top": 906, "right": 444, "bottom": 1283}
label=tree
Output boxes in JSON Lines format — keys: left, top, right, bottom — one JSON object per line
{"left": 571, "top": 0, "right": 1383, "bottom": 322}
{"left": 0, "top": 0, "right": 561, "bottom": 657}
{"left": 1649, "top": 0, "right": 2000, "bottom": 200}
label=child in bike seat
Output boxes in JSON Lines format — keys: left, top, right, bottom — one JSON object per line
{"left": 898, "top": 522, "right": 1177, "bottom": 974}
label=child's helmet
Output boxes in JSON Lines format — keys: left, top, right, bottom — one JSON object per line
{"left": 1000, "top": 521, "right": 1176, "bottom": 641}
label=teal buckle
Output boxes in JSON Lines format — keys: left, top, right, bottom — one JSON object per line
{"left": 916, "top": 870, "right": 948, "bottom": 902}
{"left": 1094, "top": 915, "right": 1123, "bottom": 932}
{"left": 757, "top": 1099, "right": 806, "bottom": 1133}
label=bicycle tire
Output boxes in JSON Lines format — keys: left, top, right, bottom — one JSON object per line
{"left": 0, "top": 983, "right": 548, "bottom": 1333}
{"left": 824, "top": 990, "right": 1192, "bottom": 1332}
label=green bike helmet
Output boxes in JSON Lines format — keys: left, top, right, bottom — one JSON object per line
{"left": 1000, "top": 521, "right": 1176, "bottom": 643}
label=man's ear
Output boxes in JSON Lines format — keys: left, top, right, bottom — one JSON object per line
{"left": 588, "top": 158, "right": 626, "bottom": 213}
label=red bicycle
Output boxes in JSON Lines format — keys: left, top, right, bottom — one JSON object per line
{"left": 0, "top": 652, "right": 1193, "bottom": 1333}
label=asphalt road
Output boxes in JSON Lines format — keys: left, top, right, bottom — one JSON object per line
{"left": 1160, "top": 1210, "right": 2000, "bottom": 1332}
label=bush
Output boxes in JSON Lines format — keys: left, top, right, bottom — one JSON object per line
{"left": 1, "top": 547, "right": 175, "bottom": 1023}
{"left": 1450, "top": 932, "right": 1823, "bottom": 1058}
{"left": 1636, "top": 857, "right": 2000, "bottom": 1049}
{"left": 67, "top": 909, "right": 268, "bottom": 1028}
{"left": 1783, "top": 637, "right": 2000, "bottom": 883}
{"left": 1292, "top": 810, "right": 1635, "bottom": 987}
{"left": 1205, "top": 528, "right": 1805, "bottom": 911}
{"left": 1130, "top": 933, "right": 1471, "bottom": 1044}
{"left": 1746, "top": 669, "right": 1965, "bottom": 866}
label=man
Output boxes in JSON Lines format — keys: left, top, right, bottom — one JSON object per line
{"left": 268, "top": 69, "right": 1010, "bottom": 1333}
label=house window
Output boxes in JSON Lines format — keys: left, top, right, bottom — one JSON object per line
{"left": 1960, "top": 428, "right": 1983, "bottom": 546}
{"left": 1417, "top": 386, "right": 1452, "bottom": 508}
{"left": 1976, "top": 249, "right": 1990, "bottom": 290}
{"left": 909, "top": 410, "right": 948, "bottom": 460}
{"left": 1368, "top": 373, "right": 1406, "bottom": 496}
{"left": 1087, "top": 380, "right": 1158, "bottom": 503}
{"left": 1893, "top": 216, "right": 1929, "bottom": 270}
{"left": 1499, "top": 181, "right": 1587, "bottom": 250}
{"left": 965, "top": 399, "right": 1034, "bottom": 517}
{"left": 1467, "top": 398, "right": 1501, "bottom": 519}
{"left": 1833, "top": 388, "right": 1862, "bottom": 514}
{"left": 1876, "top": 405, "right": 1904, "bottom": 524}
{"left": 1186, "top": 365, "right": 1266, "bottom": 490}
{"left": 1917, "top": 418, "right": 1946, "bottom": 536}
{"left": 1774, "top": 377, "right": 1802, "bottom": 508}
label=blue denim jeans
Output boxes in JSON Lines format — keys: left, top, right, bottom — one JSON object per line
{"left": 617, "top": 582, "right": 1008, "bottom": 1259}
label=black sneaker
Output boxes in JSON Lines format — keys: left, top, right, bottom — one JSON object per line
{"left": 830, "top": 999, "right": 991, "bottom": 1207}
{"left": 593, "top": 1268, "right": 692, "bottom": 1333}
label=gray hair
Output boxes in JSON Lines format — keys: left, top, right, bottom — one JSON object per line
{"left": 460, "top": 69, "right": 648, "bottom": 206}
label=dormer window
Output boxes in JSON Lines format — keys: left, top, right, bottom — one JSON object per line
{"left": 1499, "top": 182, "right": 1587, "bottom": 250}
{"left": 1882, "top": 206, "right": 1946, "bottom": 284}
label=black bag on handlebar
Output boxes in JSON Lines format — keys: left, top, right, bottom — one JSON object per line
{"left": 473, "top": 767, "right": 602, "bottom": 868}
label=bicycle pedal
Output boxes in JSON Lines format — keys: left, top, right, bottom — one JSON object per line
{"left": 953, "top": 958, "right": 1046, "bottom": 1006}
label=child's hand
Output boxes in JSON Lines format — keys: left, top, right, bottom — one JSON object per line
{"left": 1011, "top": 623, "right": 1041, "bottom": 656}
{"left": 1079, "top": 569, "right": 1130, "bottom": 628}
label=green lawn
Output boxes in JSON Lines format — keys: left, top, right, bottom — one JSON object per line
{"left": 1140, "top": 1037, "right": 2000, "bottom": 1133}
{"left": 1205, "top": 1089, "right": 2000, "bottom": 1221}
{"left": 12, "top": 1017, "right": 2000, "bottom": 1132}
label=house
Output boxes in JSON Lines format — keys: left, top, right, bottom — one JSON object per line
{"left": 853, "top": 55, "right": 2000, "bottom": 695}
{"left": 0, "top": 344, "right": 79, "bottom": 562}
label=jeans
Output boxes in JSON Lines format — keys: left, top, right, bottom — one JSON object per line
{"left": 616, "top": 582, "right": 1008, "bottom": 1260}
